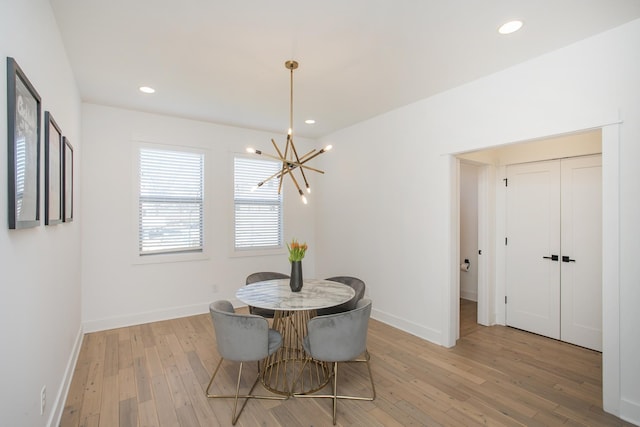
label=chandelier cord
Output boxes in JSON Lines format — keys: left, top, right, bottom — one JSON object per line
{"left": 289, "top": 64, "right": 294, "bottom": 138}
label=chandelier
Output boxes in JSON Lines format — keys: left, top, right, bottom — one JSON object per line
{"left": 246, "top": 60, "right": 331, "bottom": 204}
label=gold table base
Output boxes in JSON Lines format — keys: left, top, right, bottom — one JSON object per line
{"left": 262, "top": 309, "right": 330, "bottom": 396}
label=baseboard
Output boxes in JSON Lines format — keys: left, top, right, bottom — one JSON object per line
{"left": 83, "top": 302, "right": 210, "bottom": 333}
{"left": 371, "top": 307, "right": 443, "bottom": 346}
{"left": 49, "top": 325, "right": 84, "bottom": 427}
{"left": 620, "top": 398, "right": 640, "bottom": 426}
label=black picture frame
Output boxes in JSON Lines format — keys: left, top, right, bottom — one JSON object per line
{"left": 7, "top": 57, "right": 41, "bottom": 229}
{"left": 45, "top": 111, "right": 63, "bottom": 225}
{"left": 63, "top": 137, "right": 73, "bottom": 222}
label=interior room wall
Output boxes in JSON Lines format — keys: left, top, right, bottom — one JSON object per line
{"left": 80, "top": 104, "right": 317, "bottom": 331}
{"left": 459, "top": 162, "right": 478, "bottom": 301}
{"left": 316, "top": 18, "right": 640, "bottom": 424}
{"left": 0, "top": 1, "right": 82, "bottom": 426}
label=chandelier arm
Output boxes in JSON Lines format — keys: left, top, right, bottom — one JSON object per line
{"left": 277, "top": 167, "right": 285, "bottom": 195}
{"left": 270, "top": 138, "right": 287, "bottom": 195}
{"left": 277, "top": 148, "right": 303, "bottom": 195}
{"left": 276, "top": 164, "right": 324, "bottom": 178}
{"left": 283, "top": 134, "right": 292, "bottom": 162}
{"left": 299, "top": 149, "right": 317, "bottom": 162}
{"left": 257, "top": 168, "right": 286, "bottom": 187}
{"left": 253, "top": 151, "right": 287, "bottom": 163}
{"left": 288, "top": 138, "right": 310, "bottom": 190}
{"left": 298, "top": 147, "right": 329, "bottom": 164}
{"left": 297, "top": 165, "right": 325, "bottom": 174}
{"left": 271, "top": 138, "right": 287, "bottom": 163}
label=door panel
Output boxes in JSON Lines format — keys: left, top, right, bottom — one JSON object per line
{"left": 506, "top": 161, "right": 561, "bottom": 339}
{"left": 560, "top": 155, "right": 602, "bottom": 351}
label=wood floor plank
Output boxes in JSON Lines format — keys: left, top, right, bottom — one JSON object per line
{"left": 118, "top": 366, "right": 136, "bottom": 402}
{"left": 78, "top": 336, "right": 106, "bottom": 424}
{"left": 150, "top": 375, "right": 180, "bottom": 427}
{"left": 133, "top": 356, "right": 153, "bottom": 403}
{"left": 61, "top": 300, "right": 634, "bottom": 427}
{"left": 144, "top": 346, "right": 164, "bottom": 378}
{"left": 97, "top": 374, "right": 118, "bottom": 427}
{"left": 103, "top": 333, "right": 119, "bottom": 378}
{"left": 118, "top": 397, "right": 138, "bottom": 427}
{"left": 137, "top": 399, "right": 160, "bottom": 427}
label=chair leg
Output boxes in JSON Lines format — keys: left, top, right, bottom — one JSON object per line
{"left": 332, "top": 361, "right": 338, "bottom": 425}
{"left": 294, "top": 350, "right": 376, "bottom": 425}
{"left": 206, "top": 358, "right": 286, "bottom": 425}
{"left": 364, "top": 350, "right": 376, "bottom": 400}
{"left": 205, "top": 357, "right": 225, "bottom": 396}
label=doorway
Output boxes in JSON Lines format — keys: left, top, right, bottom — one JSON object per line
{"left": 459, "top": 162, "right": 481, "bottom": 337}
{"left": 450, "top": 123, "right": 621, "bottom": 414}
{"left": 455, "top": 129, "right": 603, "bottom": 340}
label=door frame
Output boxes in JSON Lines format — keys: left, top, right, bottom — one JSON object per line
{"left": 448, "top": 122, "right": 621, "bottom": 415}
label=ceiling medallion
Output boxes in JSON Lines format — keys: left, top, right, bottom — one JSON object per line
{"left": 247, "top": 60, "right": 331, "bottom": 204}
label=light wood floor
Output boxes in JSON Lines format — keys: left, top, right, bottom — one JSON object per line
{"left": 61, "top": 302, "right": 632, "bottom": 426}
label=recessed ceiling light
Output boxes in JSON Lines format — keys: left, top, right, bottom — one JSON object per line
{"left": 498, "top": 20, "right": 523, "bottom": 35}
{"left": 139, "top": 86, "right": 155, "bottom": 94}
{"left": 305, "top": 119, "right": 316, "bottom": 125}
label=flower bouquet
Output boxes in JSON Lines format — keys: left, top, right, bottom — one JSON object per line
{"left": 287, "top": 239, "right": 307, "bottom": 291}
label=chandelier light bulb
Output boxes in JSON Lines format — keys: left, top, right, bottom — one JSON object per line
{"left": 301, "top": 194, "right": 308, "bottom": 204}
{"left": 246, "top": 147, "right": 256, "bottom": 154}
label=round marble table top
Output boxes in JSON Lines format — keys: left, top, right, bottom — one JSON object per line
{"left": 236, "top": 278, "right": 355, "bottom": 311}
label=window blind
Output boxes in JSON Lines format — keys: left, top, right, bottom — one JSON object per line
{"left": 139, "top": 148, "right": 204, "bottom": 255}
{"left": 234, "top": 156, "right": 283, "bottom": 249}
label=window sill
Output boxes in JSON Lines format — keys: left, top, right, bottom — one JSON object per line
{"left": 229, "top": 247, "right": 286, "bottom": 258}
{"left": 133, "top": 251, "right": 209, "bottom": 265}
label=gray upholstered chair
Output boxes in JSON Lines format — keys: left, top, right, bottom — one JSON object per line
{"left": 316, "top": 276, "right": 366, "bottom": 316}
{"left": 245, "top": 271, "right": 290, "bottom": 318}
{"left": 295, "top": 298, "right": 375, "bottom": 425}
{"left": 206, "top": 300, "right": 286, "bottom": 425}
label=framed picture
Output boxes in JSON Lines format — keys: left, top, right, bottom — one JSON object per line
{"left": 45, "top": 112, "right": 63, "bottom": 225}
{"left": 63, "top": 137, "right": 73, "bottom": 222}
{"left": 7, "top": 57, "right": 41, "bottom": 229}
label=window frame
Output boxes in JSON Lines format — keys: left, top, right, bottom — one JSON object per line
{"left": 135, "top": 142, "right": 207, "bottom": 263}
{"left": 232, "top": 153, "right": 284, "bottom": 254}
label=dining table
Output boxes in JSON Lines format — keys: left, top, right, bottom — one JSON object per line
{"left": 235, "top": 278, "right": 355, "bottom": 396}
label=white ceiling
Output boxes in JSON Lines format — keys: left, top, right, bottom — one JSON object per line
{"left": 50, "top": 0, "right": 640, "bottom": 138}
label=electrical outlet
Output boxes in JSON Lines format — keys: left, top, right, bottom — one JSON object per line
{"left": 40, "top": 385, "right": 46, "bottom": 415}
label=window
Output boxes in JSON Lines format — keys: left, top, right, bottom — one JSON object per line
{"left": 138, "top": 147, "right": 204, "bottom": 255}
{"left": 234, "top": 156, "right": 283, "bottom": 250}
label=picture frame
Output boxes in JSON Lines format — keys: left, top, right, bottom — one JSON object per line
{"left": 63, "top": 137, "right": 74, "bottom": 222}
{"left": 7, "top": 57, "right": 41, "bottom": 229}
{"left": 45, "top": 111, "right": 63, "bottom": 225}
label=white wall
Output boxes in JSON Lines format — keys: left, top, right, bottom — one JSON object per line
{"left": 459, "top": 162, "right": 478, "bottom": 301}
{"left": 0, "top": 1, "right": 82, "bottom": 426}
{"left": 81, "top": 104, "right": 317, "bottom": 331}
{"left": 316, "top": 19, "right": 640, "bottom": 424}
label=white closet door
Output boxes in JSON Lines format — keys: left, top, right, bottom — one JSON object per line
{"left": 505, "top": 161, "right": 561, "bottom": 339}
{"left": 560, "top": 155, "right": 602, "bottom": 351}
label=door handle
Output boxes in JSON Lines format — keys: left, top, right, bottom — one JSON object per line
{"left": 562, "top": 255, "right": 576, "bottom": 263}
{"left": 543, "top": 255, "right": 559, "bottom": 261}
